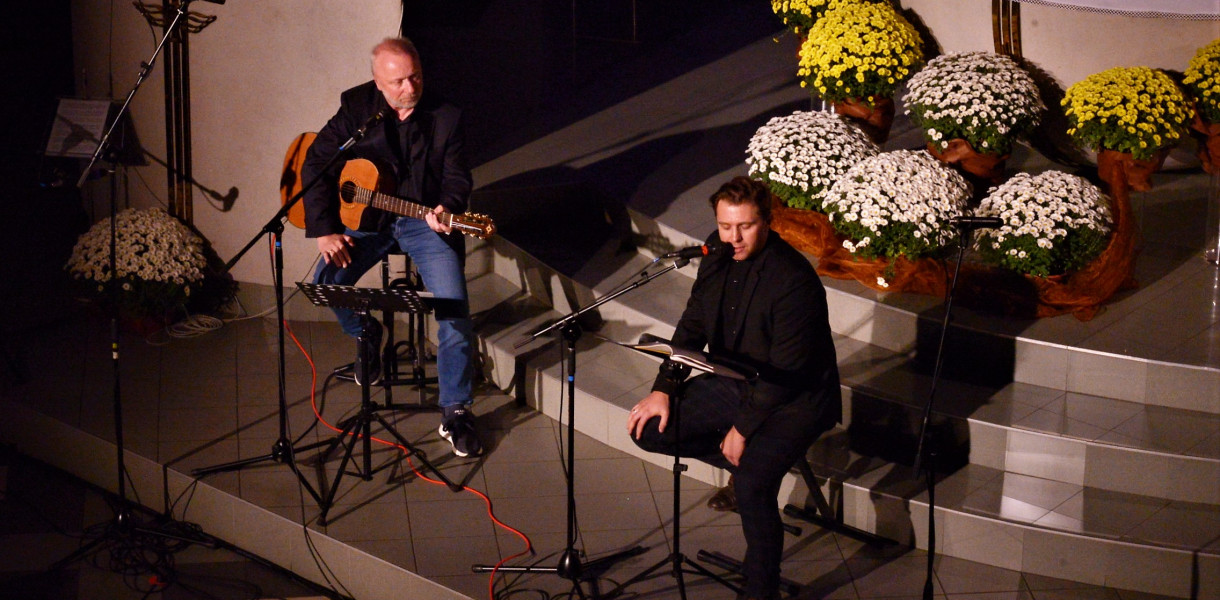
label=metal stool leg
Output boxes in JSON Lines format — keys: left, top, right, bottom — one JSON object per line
{"left": 381, "top": 253, "right": 438, "bottom": 408}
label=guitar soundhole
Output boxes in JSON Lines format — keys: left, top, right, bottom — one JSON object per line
{"left": 339, "top": 181, "right": 357, "bottom": 203}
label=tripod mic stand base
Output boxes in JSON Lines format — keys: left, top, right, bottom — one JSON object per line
{"left": 50, "top": 499, "right": 216, "bottom": 572}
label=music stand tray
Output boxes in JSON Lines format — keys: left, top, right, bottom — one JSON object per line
{"left": 298, "top": 282, "right": 430, "bottom": 317}
{"left": 297, "top": 282, "right": 461, "bottom": 525}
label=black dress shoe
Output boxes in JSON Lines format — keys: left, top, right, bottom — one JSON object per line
{"left": 706, "top": 474, "right": 737, "bottom": 512}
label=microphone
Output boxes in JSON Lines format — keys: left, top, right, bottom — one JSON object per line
{"left": 339, "top": 108, "right": 392, "bottom": 152}
{"left": 355, "top": 107, "right": 391, "bottom": 137}
{"left": 662, "top": 241, "right": 730, "bottom": 259}
{"left": 951, "top": 216, "right": 1004, "bottom": 230}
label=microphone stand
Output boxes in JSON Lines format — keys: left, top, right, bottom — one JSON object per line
{"left": 190, "top": 110, "right": 384, "bottom": 508}
{"left": 911, "top": 221, "right": 983, "bottom": 600}
{"left": 471, "top": 257, "right": 693, "bottom": 597}
{"left": 53, "top": 0, "right": 214, "bottom": 573}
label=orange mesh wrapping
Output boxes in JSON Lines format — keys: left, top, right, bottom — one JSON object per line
{"left": 771, "top": 203, "right": 948, "bottom": 296}
{"left": 833, "top": 97, "right": 896, "bottom": 145}
{"left": 772, "top": 164, "right": 1140, "bottom": 321}
{"left": 1096, "top": 148, "right": 1166, "bottom": 192}
{"left": 927, "top": 140, "right": 1009, "bottom": 185}
{"left": 954, "top": 160, "right": 1140, "bottom": 321}
{"left": 1190, "top": 114, "right": 1220, "bottom": 174}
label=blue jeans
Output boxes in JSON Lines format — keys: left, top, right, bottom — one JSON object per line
{"left": 313, "top": 218, "right": 473, "bottom": 409}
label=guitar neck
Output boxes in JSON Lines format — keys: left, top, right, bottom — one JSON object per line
{"left": 355, "top": 187, "right": 454, "bottom": 227}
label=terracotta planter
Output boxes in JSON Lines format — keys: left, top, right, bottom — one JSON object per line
{"left": 1096, "top": 148, "right": 1167, "bottom": 194}
{"left": 833, "top": 96, "right": 895, "bottom": 145}
{"left": 926, "top": 139, "right": 1009, "bottom": 186}
{"left": 1190, "top": 113, "right": 1220, "bottom": 174}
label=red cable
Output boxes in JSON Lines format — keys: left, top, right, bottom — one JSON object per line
{"left": 282, "top": 318, "right": 532, "bottom": 600}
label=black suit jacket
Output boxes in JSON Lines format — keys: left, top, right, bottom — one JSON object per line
{"left": 302, "top": 82, "right": 472, "bottom": 238}
{"left": 653, "top": 232, "right": 841, "bottom": 439}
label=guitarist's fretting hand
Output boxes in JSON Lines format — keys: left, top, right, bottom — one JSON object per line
{"left": 318, "top": 233, "right": 354, "bottom": 268}
{"left": 424, "top": 205, "right": 454, "bottom": 235}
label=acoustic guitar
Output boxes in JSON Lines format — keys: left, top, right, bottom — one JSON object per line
{"left": 279, "top": 132, "right": 496, "bottom": 239}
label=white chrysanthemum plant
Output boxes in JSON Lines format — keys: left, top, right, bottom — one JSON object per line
{"left": 66, "top": 207, "right": 209, "bottom": 317}
{"left": 902, "top": 52, "right": 1045, "bottom": 157}
{"left": 821, "top": 150, "right": 972, "bottom": 283}
{"left": 746, "top": 110, "right": 880, "bottom": 211}
{"left": 973, "top": 171, "right": 1112, "bottom": 278}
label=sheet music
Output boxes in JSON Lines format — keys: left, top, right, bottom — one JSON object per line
{"left": 45, "top": 99, "right": 111, "bottom": 158}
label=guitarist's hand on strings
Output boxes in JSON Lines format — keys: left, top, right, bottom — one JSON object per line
{"left": 424, "top": 205, "right": 454, "bottom": 235}
{"left": 318, "top": 233, "right": 354, "bottom": 268}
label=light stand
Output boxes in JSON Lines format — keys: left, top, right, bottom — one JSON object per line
{"left": 471, "top": 258, "right": 694, "bottom": 596}
{"left": 911, "top": 218, "right": 995, "bottom": 600}
{"left": 53, "top": 0, "right": 215, "bottom": 572}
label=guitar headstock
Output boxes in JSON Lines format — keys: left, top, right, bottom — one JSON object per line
{"left": 453, "top": 213, "right": 497, "bottom": 240}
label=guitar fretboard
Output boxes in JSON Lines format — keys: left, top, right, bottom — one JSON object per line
{"left": 344, "top": 183, "right": 453, "bottom": 227}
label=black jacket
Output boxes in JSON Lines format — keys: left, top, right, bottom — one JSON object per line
{"left": 652, "top": 232, "right": 841, "bottom": 439}
{"left": 302, "top": 82, "right": 472, "bottom": 238}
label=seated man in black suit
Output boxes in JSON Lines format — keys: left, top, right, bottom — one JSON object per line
{"left": 626, "top": 176, "right": 841, "bottom": 600}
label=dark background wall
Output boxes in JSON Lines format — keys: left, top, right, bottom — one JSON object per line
{"left": 0, "top": 2, "right": 88, "bottom": 335}
{"left": 400, "top": 0, "right": 780, "bottom": 164}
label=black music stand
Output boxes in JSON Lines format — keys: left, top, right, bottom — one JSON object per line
{"left": 603, "top": 334, "right": 753, "bottom": 600}
{"left": 471, "top": 259, "right": 698, "bottom": 597}
{"left": 297, "top": 282, "right": 462, "bottom": 525}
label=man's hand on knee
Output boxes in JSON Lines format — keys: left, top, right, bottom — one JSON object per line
{"left": 720, "top": 427, "right": 746, "bottom": 466}
{"left": 627, "top": 391, "right": 670, "bottom": 440}
{"left": 318, "top": 233, "right": 354, "bottom": 268}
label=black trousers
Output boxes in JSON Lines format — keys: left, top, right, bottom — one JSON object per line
{"left": 633, "top": 374, "right": 833, "bottom": 598}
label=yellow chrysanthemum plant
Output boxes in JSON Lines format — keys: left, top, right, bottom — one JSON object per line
{"left": 1062, "top": 66, "right": 1190, "bottom": 162}
{"left": 1183, "top": 38, "right": 1220, "bottom": 124}
{"left": 770, "top": 0, "right": 882, "bottom": 35}
{"left": 1183, "top": 38, "right": 1220, "bottom": 173}
{"left": 796, "top": 0, "right": 923, "bottom": 105}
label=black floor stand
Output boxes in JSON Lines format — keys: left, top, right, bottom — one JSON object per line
{"left": 605, "top": 367, "right": 741, "bottom": 600}
{"left": 298, "top": 283, "right": 462, "bottom": 525}
{"left": 188, "top": 214, "right": 328, "bottom": 514}
{"left": 782, "top": 458, "right": 895, "bottom": 547}
{"left": 911, "top": 221, "right": 987, "bottom": 600}
{"left": 53, "top": 0, "right": 215, "bottom": 574}
{"left": 190, "top": 86, "right": 381, "bottom": 507}
{"left": 472, "top": 323, "right": 646, "bottom": 598}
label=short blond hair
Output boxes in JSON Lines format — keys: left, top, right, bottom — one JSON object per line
{"left": 371, "top": 37, "right": 419, "bottom": 63}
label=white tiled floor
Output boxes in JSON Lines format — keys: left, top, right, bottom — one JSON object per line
{"left": 0, "top": 313, "right": 1199, "bottom": 600}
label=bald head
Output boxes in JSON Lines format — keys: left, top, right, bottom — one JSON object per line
{"left": 371, "top": 37, "right": 423, "bottom": 117}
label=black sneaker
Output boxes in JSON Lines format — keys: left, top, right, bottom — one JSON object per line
{"left": 439, "top": 406, "right": 482, "bottom": 457}
{"left": 354, "top": 320, "right": 383, "bottom": 387}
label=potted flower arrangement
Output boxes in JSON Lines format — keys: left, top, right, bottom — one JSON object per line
{"left": 769, "top": 0, "right": 881, "bottom": 35}
{"left": 796, "top": 0, "right": 923, "bottom": 143}
{"left": 66, "top": 207, "right": 223, "bottom": 332}
{"left": 819, "top": 149, "right": 971, "bottom": 290}
{"left": 1062, "top": 66, "right": 1190, "bottom": 191}
{"left": 972, "top": 171, "right": 1112, "bottom": 278}
{"left": 746, "top": 110, "right": 879, "bottom": 211}
{"left": 1183, "top": 38, "right": 1220, "bottom": 172}
{"left": 903, "top": 51, "right": 1045, "bottom": 183}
